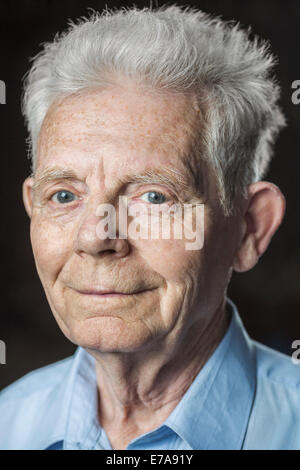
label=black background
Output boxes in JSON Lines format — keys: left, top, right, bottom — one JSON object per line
{"left": 1, "top": 0, "right": 300, "bottom": 389}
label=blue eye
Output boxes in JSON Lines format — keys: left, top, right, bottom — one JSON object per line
{"left": 51, "top": 190, "right": 77, "bottom": 204}
{"left": 140, "top": 191, "right": 167, "bottom": 204}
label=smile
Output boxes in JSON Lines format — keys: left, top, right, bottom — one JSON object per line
{"left": 73, "top": 288, "right": 155, "bottom": 298}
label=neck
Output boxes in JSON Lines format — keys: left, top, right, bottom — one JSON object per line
{"left": 87, "top": 297, "right": 231, "bottom": 449}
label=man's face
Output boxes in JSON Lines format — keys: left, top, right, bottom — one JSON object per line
{"left": 23, "top": 86, "right": 239, "bottom": 353}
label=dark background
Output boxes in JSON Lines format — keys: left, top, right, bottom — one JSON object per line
{"left": 1, "top": 0, "right": 299, "bottom": 389}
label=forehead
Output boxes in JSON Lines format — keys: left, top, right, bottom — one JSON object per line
{"left": 37, "top": 86, "right": 201, "bottom": 169}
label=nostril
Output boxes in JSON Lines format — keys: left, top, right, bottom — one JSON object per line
{"left": 96, "top": 249, "right": 118, "bottom": 257}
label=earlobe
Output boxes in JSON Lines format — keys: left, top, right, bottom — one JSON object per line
{"left": 233, "top": 182, "right": 285, "bottom": 273}
{"left": 22, "top": 177, "right": 34, "bottom": 219}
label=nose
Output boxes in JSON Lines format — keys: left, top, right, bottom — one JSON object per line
{"left": 74, "top": 199, "right": 130, "bottom": 258}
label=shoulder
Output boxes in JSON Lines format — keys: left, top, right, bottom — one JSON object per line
{"left": 0, "top": 355, "right": 73, "bottom": 401}
{"left": 0, "top": 355, "right": 75, "bottom": 450}
{"left": 245, "top": 339, "right": 300, "bottom": 449}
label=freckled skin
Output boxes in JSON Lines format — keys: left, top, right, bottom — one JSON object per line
{"left": 28, "top": 87, "right": 236, "bottom": 353}
{"left": 23, "top": 85, "right": 243, "bottom": 449}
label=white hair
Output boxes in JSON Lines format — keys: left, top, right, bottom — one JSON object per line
{"left": 22, "top": 4, "right": 286, "bottom": 215}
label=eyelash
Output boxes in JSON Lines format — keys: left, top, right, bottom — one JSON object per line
{"left": 47, "top": 189, "right": 173, "bottom": 206}
{"left": 138, "top": 191, "right": 170, "bottom": 204}
{"left": 50, "top": 190, "right": 79, "bottom": 204}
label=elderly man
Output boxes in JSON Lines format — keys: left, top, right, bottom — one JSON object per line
{"left": 0, "top": 5, "right": 298, "bottom": 450}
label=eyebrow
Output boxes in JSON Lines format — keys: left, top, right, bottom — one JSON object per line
{"left": 32, "top": 168, "right": 79, "bottom": 195}
{"left": 116, "top": 167, "right": 191, "bottom": 195}
{"left": 32, "top": 166, "right": 194, "bottom": 198}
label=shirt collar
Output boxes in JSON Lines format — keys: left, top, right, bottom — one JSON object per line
{"left": 43, "top": 297, "right": 256, "bottom": 450}
{"left": 39, "top": 346, "right": 100, "bottom": 450}
{"left": 164, "top": 297, "right": 257, "bottom": 449}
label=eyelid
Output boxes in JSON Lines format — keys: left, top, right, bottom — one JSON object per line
{"left": 50, "top": 189, "right": 79, "bottom": 204}
{"left": 139, "top": 190, "right": 169, "bottom": 202}
{"left": 133, "top": 186, "right": 174, "bottom": 199}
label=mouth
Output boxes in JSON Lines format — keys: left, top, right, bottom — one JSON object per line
{"left": 74, "top": 287, "right": 155, "bottom": 297}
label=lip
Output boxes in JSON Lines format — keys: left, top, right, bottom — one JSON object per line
{"left": 74, "top": 288, "right": 149, "bottom": 297}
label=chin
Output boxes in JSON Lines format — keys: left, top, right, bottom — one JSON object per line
{"left": 63, "top": 315, "right": 157, "bottom": 354}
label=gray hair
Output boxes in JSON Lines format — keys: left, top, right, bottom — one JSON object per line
{"left": 22, "top": 4, "right": 286, "bottom": 215}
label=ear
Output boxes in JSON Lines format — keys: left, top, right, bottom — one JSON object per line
{"left": 22, "top": 177, "right": 34, "bottom": 219}
{"left": 233, "top": 181, "right": 285, "bottom": 273}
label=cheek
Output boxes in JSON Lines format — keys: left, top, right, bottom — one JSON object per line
{"left": 133, "top": 238, "right": 202, "bottom": 282}
{"left": 30, "top": 216, "right": 71, "bottom": 282}
{"left": 126, "top": 208, "right": 205, "bottom": 281}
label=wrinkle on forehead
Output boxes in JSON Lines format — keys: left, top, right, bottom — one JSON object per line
{"left": 37, "top": 86, "right": 203, "bottom": 167}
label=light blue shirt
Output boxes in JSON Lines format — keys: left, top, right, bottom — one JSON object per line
{"left": 1, "top": 298, "right": 300, "bottom": 450}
